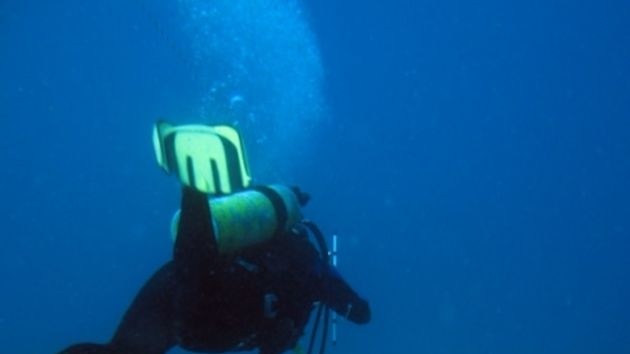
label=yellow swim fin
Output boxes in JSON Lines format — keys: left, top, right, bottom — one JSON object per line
{"left": 152, "top": 120, "right": 252, "bottom": 194}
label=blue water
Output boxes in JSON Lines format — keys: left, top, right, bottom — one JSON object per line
{"left": 1, "top": 0, "right": 629, "bottom": 353}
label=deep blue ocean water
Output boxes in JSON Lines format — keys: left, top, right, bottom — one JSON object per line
{"left": 1, "top": 0, "right": 629, "bottom": 353}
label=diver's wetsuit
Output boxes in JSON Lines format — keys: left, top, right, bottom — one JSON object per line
{"left": 59, "top": 188, "right": 370, "bottom": 354}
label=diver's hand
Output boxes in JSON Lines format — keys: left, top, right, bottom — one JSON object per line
{"left": 346, "top": 298, "right": 371, "bottom": 324}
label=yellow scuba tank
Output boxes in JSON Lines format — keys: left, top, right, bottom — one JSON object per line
{"left": 171, "top": 184, "right": 303, "bottom": 253}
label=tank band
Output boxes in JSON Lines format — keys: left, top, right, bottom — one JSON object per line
{"left": 251, "top": 185, "right": 288, "bottom": 238}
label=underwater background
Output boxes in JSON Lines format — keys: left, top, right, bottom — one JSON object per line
{"left": 1, "top": 0, "right": 629, "bottom": 353}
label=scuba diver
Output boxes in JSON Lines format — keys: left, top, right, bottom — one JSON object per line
{"left": 58, "top": 122, "right": 371, "bottom": 354}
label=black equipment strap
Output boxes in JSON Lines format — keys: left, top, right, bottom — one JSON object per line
{"left": 302, "top": 220, "right": 331, "bottom": 354}
{"left": 251, "top": 185, "right": 288, "bottom": 238}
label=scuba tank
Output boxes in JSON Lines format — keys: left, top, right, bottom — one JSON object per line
{"left": 171, "top": 184, "right": 304, "bottom": 253}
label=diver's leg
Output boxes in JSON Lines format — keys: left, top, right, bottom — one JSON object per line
{"left": 56, "top": 263, "right": 177, "bottom": 354}
{"left": 109, "top": 262, "right": 177, "bottom": 353}
{"left": 173, "top": 186, "right": 218, "bottom": 282}
{"left": 57, "top": 343, "right": 113, "bottom": 354}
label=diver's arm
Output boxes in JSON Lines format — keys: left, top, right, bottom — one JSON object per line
{"left": 318, "top": 264, "right": 371, "bottom": 324}
{"left": 278, "top": 231, "right": 371, "bottom": 324}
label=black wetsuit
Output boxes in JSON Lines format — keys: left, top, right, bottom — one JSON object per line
{"left": 59, "top": 188, "right": 370, "bottom": 354}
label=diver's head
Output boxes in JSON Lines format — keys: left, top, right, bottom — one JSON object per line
{"left": 291, "top": 186, "right": 310, "bottom": 206}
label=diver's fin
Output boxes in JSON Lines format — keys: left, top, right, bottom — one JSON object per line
{"left": 174, "top": 187, "right": 218, "bottom": 277}
{"left": 153, "top": 120, "right": 252, "bottom": 194}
